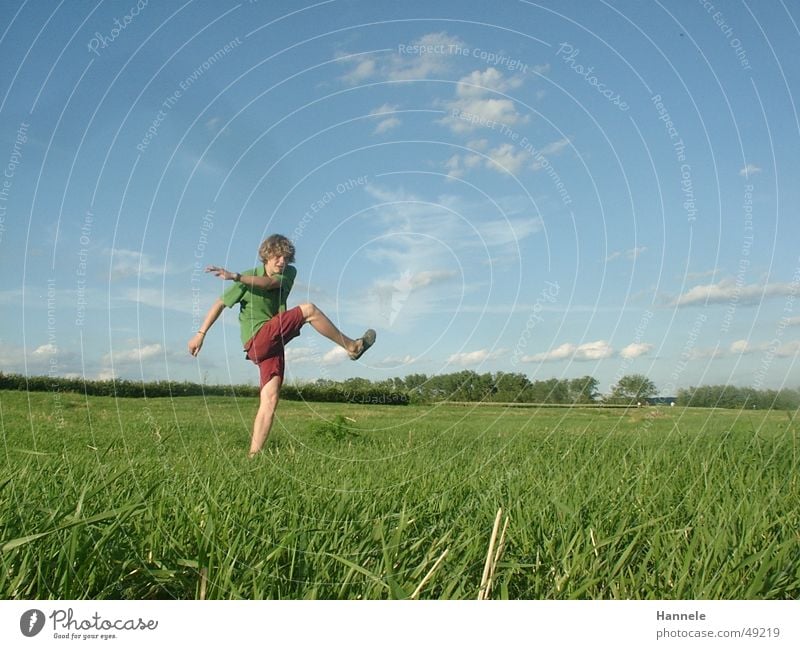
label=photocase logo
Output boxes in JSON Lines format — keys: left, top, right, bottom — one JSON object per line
{"left": 20, "top": 609, "right": 45, "bottom": 637}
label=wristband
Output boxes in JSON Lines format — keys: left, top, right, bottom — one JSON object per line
{"left": 233, "top": 272, "right": 241, "bottom": 282}
{"left": 198, "top": 331, "right": 206, "bottom": 336}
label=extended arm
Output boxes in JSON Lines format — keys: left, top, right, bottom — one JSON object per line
{"left": 188, "top": 298, "right": 225, "bottom": 356}
{"left": 205, "top": 265, "right": 281, "bottom": 290}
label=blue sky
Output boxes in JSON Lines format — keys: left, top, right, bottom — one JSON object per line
{"left": 1, "top": 0, "right": 798, "bottom": 394}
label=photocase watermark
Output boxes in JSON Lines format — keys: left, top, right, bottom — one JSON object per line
{"left": 0, "top": 121, "right": 30, "bottom": 246}
{"left": 191, "top": 207, "right": 215, "bottom": 330}
{"left": 698, "top": 0, "right": 753, "bottom": 71}
{"left": 46, "top": 278, "right": 66, "bottom": 430}
{"left": 291, "top": 175, "right": 369, "bottom": 242}
{"left": 30, "top": 607, "right": 159, "bottom": 641}
{"left": 75, "top": 209, "right": 94, "bottom": 327}
{"left": 651, "top": 94, "right": 695, "bottom": 223}
{"left": 721, "top": 183, "right": 754, "bottom": 333}
{"left": 555, "top": 43, "right": 629, "bottom": 111}
{"left": 137, "top": 36, "right": 242, "bottom": 153}
{"left": 20, "top": 609, "right": 45, "bottom": 637}
{"left": 510, "top": 281, "right": 560, "bottom": 366}
{"left": 87, "top": 0, "right": 148, "bottom": 56}
{"left": 397, "top": 40, "right": 528, "bottom": 73}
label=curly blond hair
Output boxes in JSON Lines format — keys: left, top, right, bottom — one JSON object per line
{"left": 258, "top": 234, "right": 296, "bottom": 264}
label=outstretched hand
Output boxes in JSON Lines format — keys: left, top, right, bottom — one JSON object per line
{"left": 188, "top": 333, "right": 204, "bottom": 356}
{"left": 205, "top": 265, "right": 236, "bottom": 281}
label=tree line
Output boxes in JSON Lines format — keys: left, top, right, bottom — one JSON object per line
{"left": 1, "top": 371, "right": 798, "bottom": 409}
{"left": 676, "top": 384, "right": 800, "bottom": 410}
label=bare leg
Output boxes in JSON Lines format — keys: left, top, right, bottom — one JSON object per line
{"left": 250, "top": 375, "right": 281, "bottom": 457}
{"left": 299, "top": 302, "right": 360, "bottom": 355}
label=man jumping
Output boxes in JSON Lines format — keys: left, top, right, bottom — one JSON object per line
{"left": 188, "top": 234, "right": 375, "bottom": 457}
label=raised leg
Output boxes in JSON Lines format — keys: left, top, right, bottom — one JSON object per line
{"left": 299, "top": 302, "right": 360, "bottom": 355}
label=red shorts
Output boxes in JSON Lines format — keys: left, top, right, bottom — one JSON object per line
{"left": 244, "top": 306, "right": 305, "bottom": 387}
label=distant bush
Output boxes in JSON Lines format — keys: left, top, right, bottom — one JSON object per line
{"left": 0, "top": 373, "right": 408, "bottom": 405}
{"left": 3, "top": 371, "right": 796, "bottom": 410}
{"left": 281, "top": 383, "right": 409, "bottom": 406}
{"left": 0, "top": 373, "right": 258, "bottom": 399}
{"left": 677, "top": 385, "right": 800, "bottom": 410}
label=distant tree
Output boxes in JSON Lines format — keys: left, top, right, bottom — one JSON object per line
{"left": 611, "top": 374, "right": 658, "bottom": 403}
{"left": 492, "top": 372, "right": 532, "bottom": 402}
{"left": 568, "top": 376, "right": 600, "bottom": 403}
{"left": 677, "top": 384, "right": 800, "bottom": 409}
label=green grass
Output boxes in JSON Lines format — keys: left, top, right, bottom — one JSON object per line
{"left": 1, "top": 389, "right": 798, "bottom": 599}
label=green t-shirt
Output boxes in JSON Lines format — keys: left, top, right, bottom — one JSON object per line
{"left": 221, "top": 265, "right": 297, "bottom": 347}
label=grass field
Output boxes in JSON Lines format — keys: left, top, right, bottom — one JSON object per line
{"left": 1, "top": 389, "right": 798, "bottom": 599}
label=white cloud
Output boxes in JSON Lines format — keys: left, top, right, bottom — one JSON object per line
{"left": 730, "top": 339, "right": 750, "bottom": 354}
{"left": 108, "top": 249, "right": 166, "bottom": 280}
{"left": 523, "top": 342, "right": 575, "bottom": 362}
{"left": 373, "top": 354, "right": 416, "bottom": 368}
{"left": 730, "top": 338, "right": 800, "bottom": 358}
{"left": 409, "top": 269, "right": 457, "bottom": 288}
{"left": 32, "top": 343, "right": 58, "bottom": 357}
{"left": 442, "top": 97, "right": 525, "bottom": 134}
{"left": 373, "top": 117, "right": 401, "bottom": 135}
{"left": 455, "top": 67, "right": 523, "bottom": 97}
{"left": 0, "top": 341, "right": 79, "bottom": 374}
{"left": 439, "top": 67, "right": 527, "bottom": 133}
{"left": 685, "top": 268, "right": 722, "bottom": 280}
{"left": 120, "top": 288, "right": 197, "bottom": 314}
{"left": 739, "top": 163, "right": 762, "bottom": 177}
{"left": 785, "top": 316, "right": 800, "bottom": 326}
{"left": 104, "top": 343, "right": 162, "bottom": 364}
{"left": 477, "top": 217, "right": 543, "bottom": 247}
{"left": 530, "top": 137, "right": 572, "bottom": 170}
{"left": 370, "top": 103, "right": 399, "bottom": 116}
{"left": 619, "top": 342, "right": 653, "bottom": 359}
{"left": 322, "top": 346, "right": 349, "bottom": 365}
{"left": 575, "top": 340, "right": 614, "bottom": 360}
{"left": 672, "top": 279, "right": 795, "bottom": 307}
{"left": 204, "top": 116, "right": 229, "bottom": 135}
{"left": 284, "top": 346, "right": 319, "bottom": 363}
{"left": 389, "top": 32, "right": 464, "bottom": 80}
{"left": 447, "top": 137, "right": 569, "bottom": 178}
{"left": 523, "top": 340, "right": 614, "bottom": 363}
{"left": 357, "top": 184, "right": 542, "bottom": 326}
{"left": 370, "top": 103, "right": 401, "bottom": 134}
{"left": 776, "top": 340, "right": 800, "bottom": 357}
{"left": 448, "top": 349, "right": 505, "bottom": 366}
{"left": 369, "top": 268, "right": 457, "bottom": 329}
{"left": 444, "top": 154, "right": 466, "bottom": 179}
{"left": 628, "top": 246, "right": 647, "bottom": 260}
{"left": 340, "top": 57, "right": 377, "bottom": 85}
{"left": 689, "top": 346, "right": 725, "bottom": 360}
{"left": 467, "top": 138, "right": 489, "bottom": 151}
{"left": 539, "top": 137, "right": 570, "bottom": 156}
{"left": 486, "top": 143, "right": 528, "bottom": 173}
{"left": 606, "top": 246, "right": 647, "bottom": 262}
{"left": 443, "top": 151, "right": 487, "bottom": 178}
{"left": 338, "top": 32, "right": 465, "bottom": 85}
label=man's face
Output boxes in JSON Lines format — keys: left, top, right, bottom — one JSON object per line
{"left": 266, "top": 253, "right": 287, "bottom": 276}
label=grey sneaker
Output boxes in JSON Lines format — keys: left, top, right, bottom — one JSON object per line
{"left": 349, "top": 329, "right": 376, "bottom": 360}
